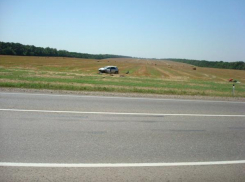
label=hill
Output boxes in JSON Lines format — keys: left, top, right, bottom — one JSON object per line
{"left": 0, "top": 55, "right": 244, "bottom": 97}
{"left": 1, "top": 41, "right": 244, "bottom": 70}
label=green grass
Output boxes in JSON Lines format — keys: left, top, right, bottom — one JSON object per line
{"left": 1, "top": 66, "right": 244, "bottom": 97}
{"left": 0, "top": 82, "right": 210, "bottom": 95}
{"left": 124, "top": 66, "right": 140, "bottom": 74}
{"left": 147, "top": 67, "right": 162, "bottom": 77}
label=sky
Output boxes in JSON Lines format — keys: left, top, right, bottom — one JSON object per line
{"left": 0, "top": 0, "right": 245, "bottom": 62}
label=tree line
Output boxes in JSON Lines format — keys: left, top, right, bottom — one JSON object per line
{"left": 0, "top": 42, "right": 130, "bottom": 59}
{"left": 166, "top": 59, "right": 245, "bottom": 70}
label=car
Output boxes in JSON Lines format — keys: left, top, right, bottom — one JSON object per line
{"left": 98, "top": 66, "right": 119, "bottom": 74}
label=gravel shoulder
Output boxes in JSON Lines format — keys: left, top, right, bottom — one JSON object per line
{"left": 1, "top": 87, "right": 244, "bottom": 102}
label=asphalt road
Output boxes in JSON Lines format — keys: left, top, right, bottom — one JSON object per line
{"left": 0, "top": 92, "right": 245, "bottom": 181}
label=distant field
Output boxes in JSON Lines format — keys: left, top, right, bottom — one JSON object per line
{"left": 0, "top": 55, "right": 245, "bottom": 97}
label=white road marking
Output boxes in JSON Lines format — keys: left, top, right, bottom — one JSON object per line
{"left": 1, "top": 92, "right": 244, "bottom": 104}
{"left": 0, "top": 108, "right": 245, "bottom": 117}
{"left": 1, "top": 160, "right": 245, "bottom": 168}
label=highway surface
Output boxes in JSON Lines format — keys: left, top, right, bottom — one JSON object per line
{"left": 0, "top": 92, "right": 245, "bottom": 181}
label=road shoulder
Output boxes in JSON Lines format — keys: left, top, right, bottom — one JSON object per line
{"left": 1, "top": 87, "right": 244, "bottom": 102}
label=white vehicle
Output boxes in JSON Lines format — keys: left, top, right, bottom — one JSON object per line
{"left": 98, "top": 66, "right": 119, "bottom": 74}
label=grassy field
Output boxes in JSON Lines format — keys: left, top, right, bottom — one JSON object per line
{"left": 0, "top": 55, "right": 245, "bottom": 97}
